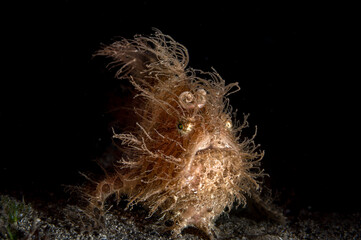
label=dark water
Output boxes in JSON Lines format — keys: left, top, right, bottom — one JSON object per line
{"left": 1, "top": 1, "right": 358, "bottom": 217}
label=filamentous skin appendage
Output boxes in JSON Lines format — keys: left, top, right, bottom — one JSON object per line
{"left": 84, "top": 30, "right": 270, "bottom": 238}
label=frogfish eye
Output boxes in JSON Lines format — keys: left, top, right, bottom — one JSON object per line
{"left": 225, "top": 120, "right": 232, "bottom": 129}
{"left": 177, "top": 121, "right": 193, "bottom": 134}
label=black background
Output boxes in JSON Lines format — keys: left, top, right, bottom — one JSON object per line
{"left": 1, "top": 1, "right": 358, "bottom": 215}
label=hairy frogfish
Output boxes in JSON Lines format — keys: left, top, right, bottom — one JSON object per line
{"left": 84, "top": 30, "right": 278, "bottom": 238}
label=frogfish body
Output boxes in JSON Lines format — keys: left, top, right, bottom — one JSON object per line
{"left": 85, "top": 30, "right": 268, "bottom": 238}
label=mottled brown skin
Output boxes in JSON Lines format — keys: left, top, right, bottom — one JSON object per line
{"left": 85, "top": 30, "right": 268, "bottom": 238}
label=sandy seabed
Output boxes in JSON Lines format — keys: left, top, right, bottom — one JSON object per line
{"left": 1, "top": 195, "right": 360, "bottom": 240}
